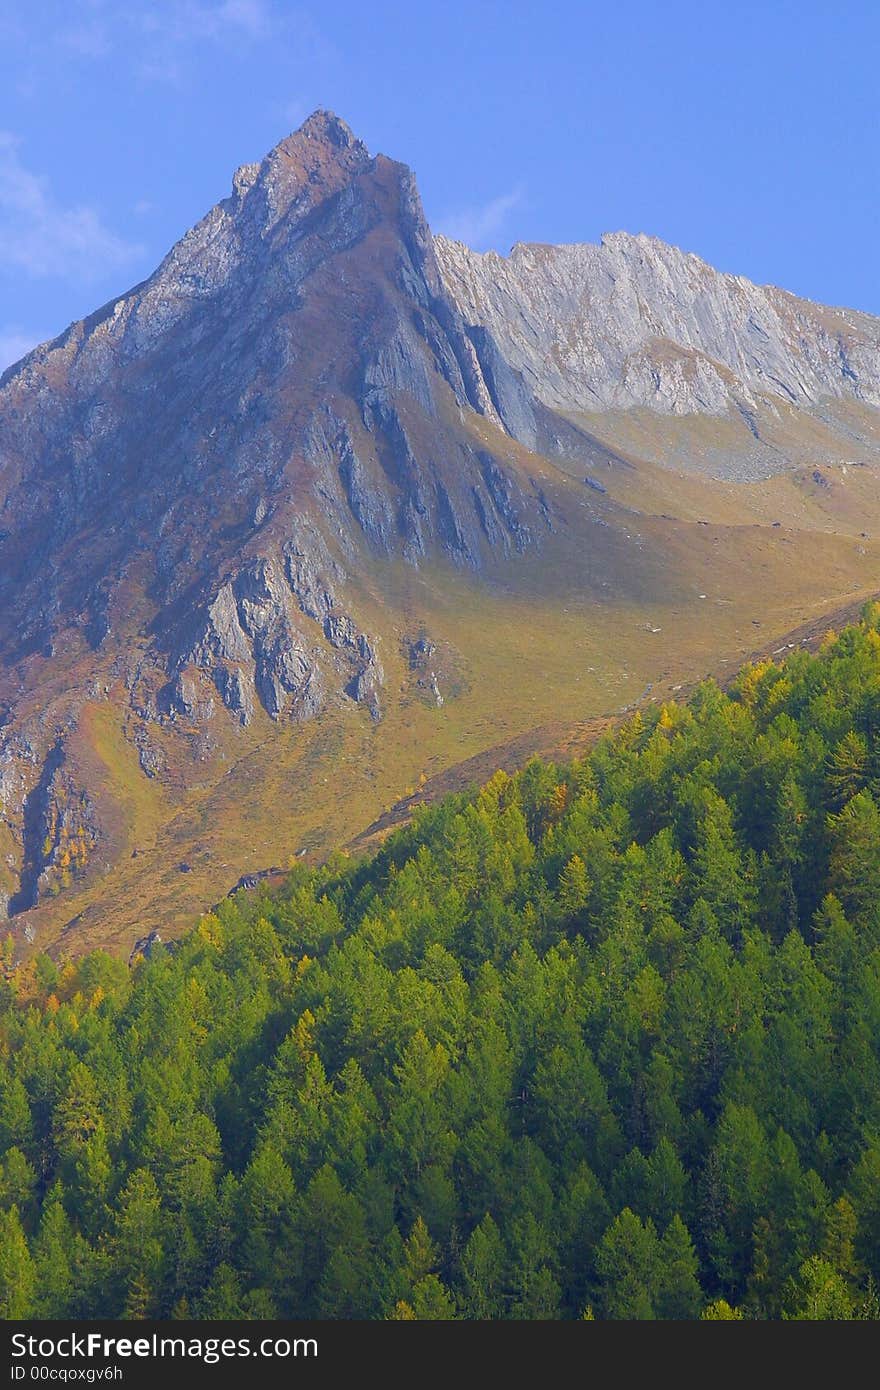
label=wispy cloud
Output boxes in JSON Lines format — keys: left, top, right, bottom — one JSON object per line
{"left": 57, "top": 1, "right": 283, "bottom": 83}
{"left": 0, "top": 133, "right": 143, "bottom": 281}
{"left": 138, "top": 0, "right": 275, "bottom": 45}
{"left": 437, "top": 186, "right": 525, "bottom": 251}
{"left": 46, "top": 3, "right": 327, "bottom": 87}
{"left": 0, "top": 328, "right": 46, "bottom": 374}
{"left": 137, "top": 1, "right": 282, "bottom": 84}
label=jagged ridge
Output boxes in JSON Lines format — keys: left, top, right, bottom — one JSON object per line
{"left": 435, "top": 231, "right": 880, "bottom": 418}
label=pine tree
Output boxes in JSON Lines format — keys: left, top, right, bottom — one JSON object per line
{"left": 111, "top": 1169, "right": 166, "bottom": 1318}
{"left": 702, "top": 1299, "right": 742, "bottom": 1319}
{"left": 557, "top": 855, "right": 592, "bottom": 920}
{"left": 643, "top": 1140, "right": 690, "bottom": 1233}
{"left": 828, "top": 790, "right": 880, "bottom": 922}
{"left": 404, "top": 1216, "right": 440, "bottom": 1284}
{"left": 0, "top": 1207, "right": 36, "bottom": 1318}
{"left": 197, "top": 1263, "right": 244, "bottom": 1319}
{"left": 825, "top": 731, "right": 868, "bottom": 810}
{"left": 0, "top": 1146, "right": 37, "bottom": 1218}
{"left": 74, "top": 1128, "right": 113, "bottom": 1235}
{"left": 32, "top": 1187, "right": 74, "bottom": 1318}
{"left": 821, "top": 1196, "right": 860, "bottom": 1281}
{"left": 411, "top": 1275, "right": 456, "bottom": 1319}
{"left": 595, "top": 1209, "right": 661, "bottom": 1320}
{"left": 785, "top": 1256, "right": 853, "bottom": 1320}
{"left": 0, "top": 1076, "right": 33, "bottom": 1154}
{"left": 459, "top": 1214, "right": 506, "bottom": 1319}
{"left": 690, "top": 790, "right": 754, "bottom": 942}
{"left": 238, "top": 1144, "right": 296, "bottom": 1289}
{"left": 812, "top": 894, "right": 856, "bottom": 992}
{"left": 54, "top": 1063, "right": 102, "bottom": 1167}
{"left": 656, "top": 1215, "right": 702, "bottom": 1319}
{"left": 846, "top": 1145, "right": 880, "bottom": 1282}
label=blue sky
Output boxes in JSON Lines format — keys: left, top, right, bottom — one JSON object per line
{"left": 0, "top": 0, "right": 877, "bottom": 371}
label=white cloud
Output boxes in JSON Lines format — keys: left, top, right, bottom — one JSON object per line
{"left": 141, "top": 1, "right": 275, "bottom": 57}
{"left": 0, "top": 133, "right": 143, "bottom": 281}
{"left": 45, "top": 2, "right": 281, "bottom": 84}
{"left": 0, "top": 329, "right": 45, "bottom": 374}
{"left": 46, "top": 2, "right": 321, "bottom": 86}
{"left": 131, "top": 1, "right": 280, "bottom": 83}
{"left": 43, "top": 4, "right": 329, "bottom": 91}
{"left": 138, "top": 0, "right": 273, "bottom": 42}
{"left": 437, "top": 187, "right": 525, "bottom": 251}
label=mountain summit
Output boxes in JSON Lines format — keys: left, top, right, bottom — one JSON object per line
{"left": 0, "top": 111, "right": 559, "bottom": 716}
{"left": 1, "top": 113, "right": 879, "bottom": 954}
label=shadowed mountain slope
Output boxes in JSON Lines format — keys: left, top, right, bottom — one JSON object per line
{"left": 1, "top": 112, "right": 878, "bottom": 956}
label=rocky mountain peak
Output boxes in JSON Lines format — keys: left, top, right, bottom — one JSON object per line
{"left": 3, "top": 115, "right": 879, "bottom": 948}
{"left": 284, "top": 107, "right": 360, "bottom": 150}
{"left": 239, "top": 109, "right": 371, "bottom": 228}
{"left": 0, "top": 112, "right": 557, "bottom": 785}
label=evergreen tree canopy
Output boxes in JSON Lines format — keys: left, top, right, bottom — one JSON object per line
{"left": 4, "top": 613, "right": 880, "bottom": 1319}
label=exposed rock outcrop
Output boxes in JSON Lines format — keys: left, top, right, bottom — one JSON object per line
{"left": 167, "top": 552, "right": 383, "bottom": 726}
{"left": 0, "top": 112, "right": 548, "bottom": 688}
{"left": 7, "top": 741, "right": 99, "bottom": 914}
{"left": 435, "top": 231, "right": 880, "bottom": 419}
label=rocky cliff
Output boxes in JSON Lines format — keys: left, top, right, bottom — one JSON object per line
{"left": 436, "top": 232, "right": 880, "bottom": 475}
{"left": 0, "top": 113, "right": 561, "bottom": 727}
{"left": 0, "top": 112, "right": 603, "bottom": 938}
{"left": 1, "top": 112, "right": 879, "bottom": 954}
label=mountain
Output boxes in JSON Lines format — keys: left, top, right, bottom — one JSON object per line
{"left": 1, "top": 112, "right": 879, "bottom": 957}
{"left": 436, "top": 232, "right": 880, "bottom": 479}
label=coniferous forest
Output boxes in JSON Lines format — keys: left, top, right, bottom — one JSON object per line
{"left": 5, "top": 613, "right": 880, "bottom": 1321}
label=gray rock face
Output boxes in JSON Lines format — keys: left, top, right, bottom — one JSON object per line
{"left": 284, "top": 520, "right": 343, "bottom": 622}
{"left": 213, "top": 666, "right": 255, "bottom": 727}
{"left": 478, "top": 453, "right": 531, "bottom": 551}
{"left": 6, "top": 740, "right": 99, "bottom": 914}
{"left": 435, "top": 232, "right": 880, "bottom": 419}
{"left": 0, "top": 112, "right": 552, "bottom": 753}
{"left": 171, "top": 551, "right": 384, "bottom": 726}
{"left": 169, "top": 671, "right": 215, "bottom": 724}
{"left": 464, "top": 325, "right": 538, "bottom": 449}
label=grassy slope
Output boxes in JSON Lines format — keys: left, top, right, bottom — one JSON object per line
{"left": 12, "top": 437, "right": 880, "bottom": 958}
